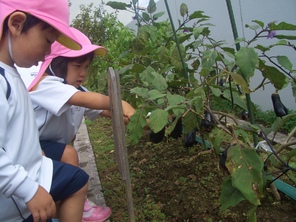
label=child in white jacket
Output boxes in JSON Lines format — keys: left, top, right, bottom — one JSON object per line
{"left": 0, "top": 1, "right": 89, "bottom": 221}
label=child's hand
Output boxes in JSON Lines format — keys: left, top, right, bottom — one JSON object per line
{"left": 122, "top": 101, "right": 135, "bottom": 124}
{"left": 26, "top": 185, "right": 56, "bottom": 222}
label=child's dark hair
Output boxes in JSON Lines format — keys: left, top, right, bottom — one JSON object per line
{"left": 46, "top": 52, "right": 95, "bottom": 80}
{"left": 2, "top": 12, "right": 52, "bottom": 37}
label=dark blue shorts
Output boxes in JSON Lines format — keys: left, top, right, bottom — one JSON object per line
{"left": 40, "top": 140, "right": 66, "bottom": 161}
{"left": 23, "top": 160, "right": 89, "bottom": 222}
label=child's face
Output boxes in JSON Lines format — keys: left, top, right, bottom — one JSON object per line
{"left": 66, "top": 59, "right": 92, "bottom": 88}
{"left": 13, "top": 24, "right": 60, "bottom": 68}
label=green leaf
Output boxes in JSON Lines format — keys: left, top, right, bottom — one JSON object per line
{"left": 252, "top": 20, "right": 264, "bottom": 28}
{"left": 165, "top": 104, "right": 187, "bottom": 117}
{"left": 202, "top": 50, "right": 218, "bottom": 69}
{"left": 235, "top": 47, "right": 258, "bottom": 82}
{"left": 220, "top": 176, "right": 245, "bottom": 212}
{"left": 226, "top": 145, "right": 265, "bottom": 205}
{"left": 106, "top": 1, "right": 129, "bottom": 10}
{"left": 209, "top": 128, "right": 224, "bottom": 153}
{"left": 167, "top": 93, "right": 186, "bottom": 106}
{"left": 149, "top": 109, "right": 168, "bottom": 133}
{"left": 193, "top": 27, "right": 205, "bottom": 39}
{"left": 148, "top": 89, "right": 166, "bottom": 100}
{"left": 271, "top": 113, "right": 296, "bottom": 134}
{"left": 180, "top": 3, "right": 188, "bottom": 17}
{"left": 140, "top": 66, "right": 168, "bottom": 91}
{"left": 259, "top": 61, "right": 289, "bottom": 90}
{"left": 255, "top": 44, "right": 271, "bottom": 53}
{"left": 157, "top": 46, "right": 170, "bottom": 63}
{"left": 142, "top": 12, "right": 150, "bottom": 22}
{"left": 183, "top": 111, "right": 198, "bottom": 134}
{"left": 153, "top": 11, "right": 165, "bottom": 20}
{"left": 147, "top": 0, "right": 156, "bottom": 14}
{"left": 277, "top": 55, "right": 293, "bottom": 71}
{"left": 229, "top": 72, "right": 250, "bottom": 93}
{"left": 269, "top": 21, "right": 296, "bottom": 30}
{"left": 130, "top": 87, "right": 149, "bottom": 98}
{"left": 274, "top": 35, "right": 296, "bottom": 40}
{"left": 127, "top": 109, "right": 147, "bottom": 144}
{"left": 209, "top": 86, "right": 223, "bottom": 97}
{"left": 189, "top": 11, "right": 210, "bottom": 20}
{"left": 292, "top": 78, "right": 296, "bottom": 102}
{"left": 223, "top": 90, "right": 247, "bottom": 110}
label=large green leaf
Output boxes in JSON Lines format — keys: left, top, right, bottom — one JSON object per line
{"left": 149, "top": 109, "right": 168, "bottom": 133}
{"left": 140, "top": 66, "right": 168, "bottom": 91}
{"left": 226, "top": 145, "right": 264, "bottom": 205}
{"left": 235, "top": 47, "right": 258, "bottom": 82}
{"left": 259, "top": 60, "right": 289, "bottom": 90}
{"left": 127, "top": 109, "right": 147, "bottom": 144}
{"left": 220, "top": 176, "right": 245, "bottom": 212}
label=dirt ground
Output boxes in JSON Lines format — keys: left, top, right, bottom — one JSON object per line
{"left": 89, "top": 118, "right": 296, "bottom": 222}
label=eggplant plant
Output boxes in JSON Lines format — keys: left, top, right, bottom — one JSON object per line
{"left": 104, "top": 1, "right": 296, "bottom": 220}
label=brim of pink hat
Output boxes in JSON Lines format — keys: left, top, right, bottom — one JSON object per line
{"left": 27, "top": 44, "right": 107, "bottom": 91}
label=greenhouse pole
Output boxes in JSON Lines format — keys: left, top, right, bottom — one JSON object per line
{"left": 225, "top": 0, "right": 258, "bottom": 146}
{"left": 164, "top": 0, "right": 189, "bottom": 80}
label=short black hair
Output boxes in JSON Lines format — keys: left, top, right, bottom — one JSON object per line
{"left": 46, "top": 52, "right": 95, "bottom": 80}
{"left": 2, "top": 11, "right": 52, "bottom": 38}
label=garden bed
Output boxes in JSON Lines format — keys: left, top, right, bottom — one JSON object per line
{"left": 87, "top": 117, "right": 296, "bottom": 221}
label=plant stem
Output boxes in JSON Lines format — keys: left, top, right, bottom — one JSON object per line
{"left": 164, "top": 0, "right": 189, "bottom": 80}
{"left": 225, "top": 0, "right": 258, "bottom": 146}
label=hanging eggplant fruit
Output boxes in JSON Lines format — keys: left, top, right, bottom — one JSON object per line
{"left": 241, "top": 110, "right": 249, "bottom": 121}
{"left": 170, "top": 116, "right": 183, "bottom": 139}
{"left": 183, "top": 128, "right": 197, "bottom": 147}
{"left": 149, "top": 127, "right": 165, "bottom": 143}
{"left": 271, "top": 92, "right": 288, "bottom": 118}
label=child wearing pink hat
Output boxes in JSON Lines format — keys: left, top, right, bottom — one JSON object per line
{"left": 29, "top": 27, "right": 135, "bottom": 222}
{"left": 0, "top": 1, "right": 90, "bottom": 222}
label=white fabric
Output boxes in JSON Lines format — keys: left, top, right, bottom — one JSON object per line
{"left": 0, "top": 62, "right": 53, "bottom": 222}
{"left": 30, "top": 77, "right": 103, "bottom": 145}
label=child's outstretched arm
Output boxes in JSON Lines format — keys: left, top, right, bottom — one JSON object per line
{"left": 68, "top": 91, "right": 111, "bottom": 110}
{"left": 92, "top": 100, "right": 135, "bottom": 125}
{"left": 68, "top": 92, "right": 135, "bottom": 124}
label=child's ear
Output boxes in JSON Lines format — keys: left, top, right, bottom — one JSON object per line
{"left": 7, "top": 12, "right": 27, "bottom": 37}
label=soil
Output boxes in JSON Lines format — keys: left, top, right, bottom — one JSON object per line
{"left": 88, "top": 118, "right": 296, "bottom": 222}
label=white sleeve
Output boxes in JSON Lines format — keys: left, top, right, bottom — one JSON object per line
{"left": 79, "top": 86, "right": 103, "bottom": 120}
{"left": 30, "top": 76, "right": 79, "bottom": 116}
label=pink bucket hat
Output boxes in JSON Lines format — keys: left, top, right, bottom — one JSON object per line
{"left": 28, "top": 27, "right": 107, "bottom": 91}
{"left": 0, "top": 0, "right": 81, "bottom": 50}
